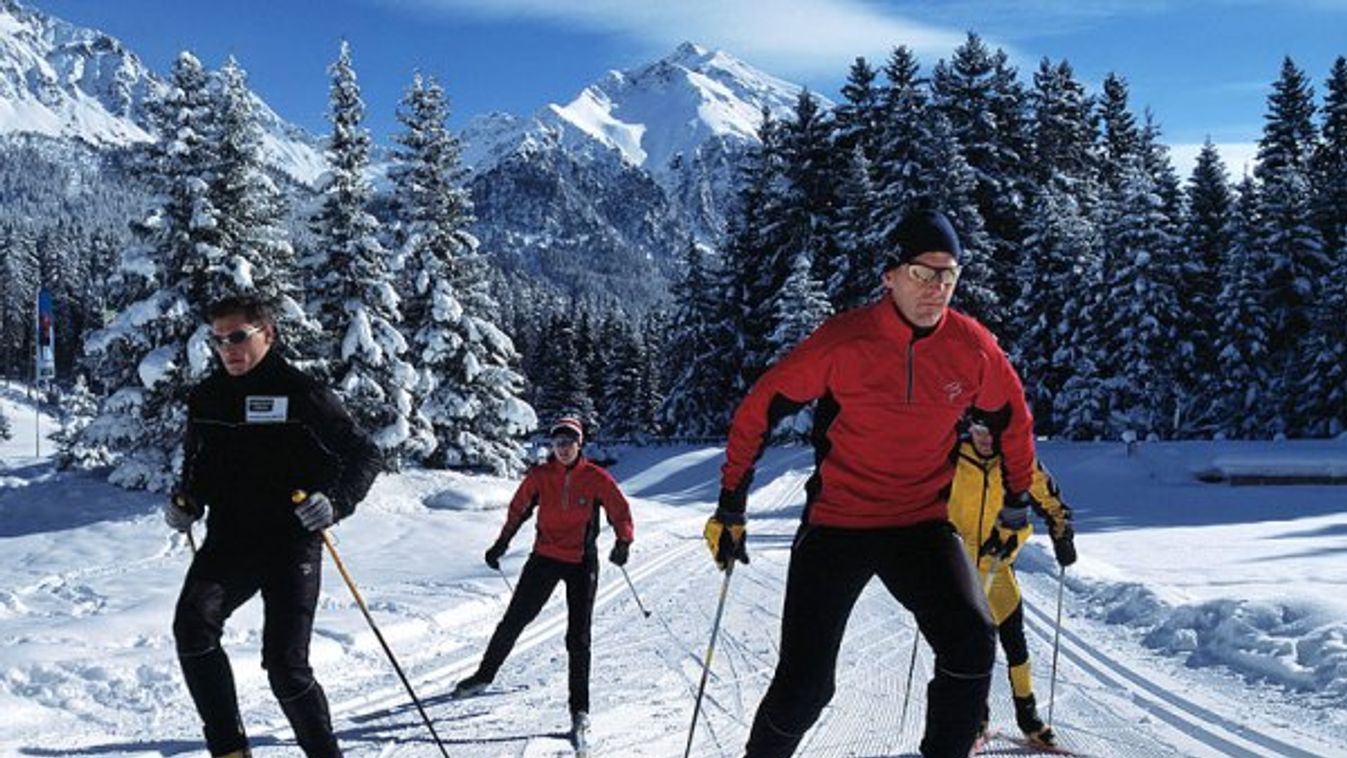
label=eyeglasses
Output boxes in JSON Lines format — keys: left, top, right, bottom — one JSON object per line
{"left": 208, "top": 326, "right": 262, "bottom": 348}
{"left": 552, "top": 437, "right": 579, "bottom": 449}
{"left": 904, "top": 262, "right": 961, "bottom": 286}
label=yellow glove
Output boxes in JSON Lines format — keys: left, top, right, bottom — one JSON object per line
{"left": 704, "top": 510, "right": 748, "bottom": 571}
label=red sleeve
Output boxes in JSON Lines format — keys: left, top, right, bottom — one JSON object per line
{"left": 721, "top": 320, "right": 837, "bottom": 495}
{"left": 597, "top": 469, "right": 635, "bottom": 543}
{"left": 974, "top": 338, "right": 1036, "bottom": 494}
{"left": 499, "top": 467, "right": 541, "bottom": 543}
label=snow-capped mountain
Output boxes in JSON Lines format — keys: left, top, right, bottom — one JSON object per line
{"left": 0, "top": 0, "right": 323, "bottom": 183}
{"left": 461, "top": 42, "right": 821, "bottom": 302}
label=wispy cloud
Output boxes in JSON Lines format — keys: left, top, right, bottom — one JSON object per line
{"left": 385, "top": 0, "right": 978, "bottom": 80}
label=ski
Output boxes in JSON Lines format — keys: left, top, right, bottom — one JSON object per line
{"left": 997, "top": 731, "right": 1088, "bottom": 757}
{"left": 970, "top": 729, "right": 997, "bottom": 756}
{"left": 572, "top": 712, "right": 591, "bottom": 758}
{"left": 448, "top": 682, "right": 528, "bottom": 700}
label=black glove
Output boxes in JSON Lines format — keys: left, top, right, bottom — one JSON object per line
{"left": 1052, "top": 523, "right": 1077, "bottom": 567}
{"left": 484, "top": 540, "right": 508, "bottom": 570}
{"left": 979, "top": 491, "right": 1035, "bottom": 567}
{"left": 294, "top": 491, "right": 335, "bottom": 532}
{"left": 609, "top": 540, "right": 630, "bottom": 566}
{"left": 164, "top": 493, "right": 202, "bottom": 533}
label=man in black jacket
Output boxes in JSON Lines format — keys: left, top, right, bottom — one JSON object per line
{"left": 165, "top": 295, "right": 382, "bottom": 757}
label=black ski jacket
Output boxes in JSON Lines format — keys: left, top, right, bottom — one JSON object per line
{"left": 182, "top": 349, "right": 382, "bottom": 548}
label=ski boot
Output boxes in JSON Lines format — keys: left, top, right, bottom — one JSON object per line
{"left": 1014, "top": 694, "right": 1056, "bottom": 747}
{"left": 450, "top": 672, "right": 492, "bottom": 699}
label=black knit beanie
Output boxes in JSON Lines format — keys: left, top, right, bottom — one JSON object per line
{"left": 884, "top": 209, "right": 963, "bottom": 270}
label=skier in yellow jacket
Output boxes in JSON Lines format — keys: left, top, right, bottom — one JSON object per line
{"left": 948, "top": 410, "right": 1077, "bottom": 747}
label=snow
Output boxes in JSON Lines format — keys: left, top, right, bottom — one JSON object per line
{"left": 1, "top": 385, "right": 1345, "bottom": 756}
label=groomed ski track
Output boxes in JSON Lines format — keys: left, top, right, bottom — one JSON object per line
{"left": 255, "top": 449, "right": 1342, "bottom": 758}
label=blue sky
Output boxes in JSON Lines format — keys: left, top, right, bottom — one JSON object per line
{"left": 35, "top": 0, "right": 1347, "bottom": 174}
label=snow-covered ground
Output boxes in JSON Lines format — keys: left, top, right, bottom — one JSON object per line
{"left": 1, "top": 384, "right": 1345, "bottom": 757}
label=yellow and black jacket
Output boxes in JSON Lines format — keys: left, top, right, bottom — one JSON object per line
{"left": 948, "top": 441, "right": 1072, "bottom": 622}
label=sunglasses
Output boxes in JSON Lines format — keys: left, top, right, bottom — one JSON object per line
{"left": 208, "top": 326, "right": 263, "bottom": 348}
{"left": 904, "top": 262, "right": 961, "bottom": 286}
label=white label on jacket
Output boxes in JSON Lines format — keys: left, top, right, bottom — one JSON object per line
{"left": 245, "top": 396, "right": 289, "bottom": 423}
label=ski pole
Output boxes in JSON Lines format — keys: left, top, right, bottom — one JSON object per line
{"left": 1047, "top": 565, "right": 1066, "bottom": 727}
{"left": 186, "top": 526, "right": 197, "bottom": 555}
{"left": 292, "top": 492, "right": 449, "bottom": 758}
{"left": 497, "top": 566, "right": 515, "bottom": 594}
{"left": 619, "top": 565, "right": 652, "bottom": 618}
{"left": 898, "top": 627, "right": 921, "bottom": 735}
{"left": 684, "top": 563, "right": 734, "bottom": 758}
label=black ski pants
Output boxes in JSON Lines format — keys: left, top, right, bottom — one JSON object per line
{"left": 744, "top": 521, "right": 995, "bottom": 758}
{"left": 475, "top": 552, "right": 598, "bottom": 714}
{"left": 173, "top": 537, "right": 340, "bottom": 757}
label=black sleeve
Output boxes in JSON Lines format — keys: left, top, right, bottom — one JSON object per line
{"left": 307, "top": 386, "right": 383, "bottom": 520}
{"left": 179, "top": 391, "right": 205, "bottom": 511}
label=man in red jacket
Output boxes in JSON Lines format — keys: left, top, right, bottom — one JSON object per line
{"left": 706, "top": 209, "right": 1040, "bottom": 758}
{"left": 452, "top": 416, "right": 635, "bottom": 737}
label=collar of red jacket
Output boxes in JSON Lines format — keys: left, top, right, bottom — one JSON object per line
{"left": 874, "top": 298, "right": 951, "bottom": 343}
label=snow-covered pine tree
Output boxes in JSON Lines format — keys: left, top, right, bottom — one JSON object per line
{"left": 0, "top": 404, "right": 9, "bottom": 442}
{"left": 531, "top": 309, "right": 594, "bottom": 429}
{"left": 1013, "top": 183, "right": 1099, "bottom": 437}
{"left": 1213, "top": 177, "right": 1274, "bottom": 438}
{"left": 834, "top": 56, "right": 883, "bottom": 169}
{"left": 1030, "top": 59, "right": 1097, "bottom": 194}
{"left": 1300, "top": 56, "right": 1347, "bottom": 436}
{"left": 660, "top": 240, "right": 735, "bottom": 436}
{"left": 769, "top": 246, "right": 832, "bottom": 364}
{"left": 1255, "top": 57, "right": 1327, "bottom": 436}
{"left": 390, "top": 72, "right": 534, "bottom": 472}
{"left": 1099, "top": 156, "right": 1182, "bottom": 440}
{"left": 827, "top": 145, "right": 881, "bottom": 312}
{"left": 82, "top": 51, "right": 223, "bottom": 492}
{"left": 917, "top": 112, "right": 998, "bottom": 326}
{"left": 870, "top": 46, "right": 931, "bottom": 250}
{"left": 1182, "top": 139, "right": 1235, "bottom": 435}
{"left": 53, "top": 374, "right": 109, "bottom": 469}
{"left": 212, "top": 57, "right": 312, "bottom": 351}
{"left": 775, "top": 89, "right": 839, "bottom": 327}
{"left": 720, "top": 110, "right": 786, "bottom": 394}
{"left": 1096, "top": 73, "right": 1141, "bottom": 194}
{"left": 598, "top": 313, "right": 647, "bottom": 440}
{"left": 931, "top": 33, "right": 1031, "bottom": 310}
{"left": 0, "top": 224, "right": 39, "bottom": 375}
{"left": 305, "top": 41, "right": 416, "bottom": 468}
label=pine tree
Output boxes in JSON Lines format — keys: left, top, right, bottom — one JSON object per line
{"left": 532, "top": 310, "right": 594, "bottom": 428}
{"left": 916, "top": 113, "right": 998, "bottom": 325}
{"left": 1213, "top": 177, "right": 1274, "bottom": 438}
{"left": 1181, "top": 140, "right": 1234, "bottom": 435}
{"left": 769, "top": 247, "right": 833, "bottom": 363}
{"left": 1299, "top": 56, "right": 1347, "bottom": 435}
{"left": 1096, "top": 73, "right": 1141, "bottom": 193}
{"left": 827, "top": 145, "right": 881, "bottom": 311}
{"left": 81, "top": 51, "right": 223, "bottom": 492}
{"left": 305, "top": 41, "right": 415, "bottom": 467}
{"left": 720, "top": 110, "right": 787, "bottom": 393}
{"left": 931, "top": 34, "right": 1030, "bottom": 315}
{"left": 390, "top": 72, "right": 535, "bottom": 472}
{"left": 1255, "top": 57, "right": 1327, "bottom": 435}
{"left": 1013, "top": 184, "right": 1099, "bottom": 437}
{"left": 835, "top": 57, "right": 883, "bottom": 165}
{"left": 1030, "top": 59, "right": 1096, "bottom": 192}
{"left": 53, "top": 374, "right": 109, "bottom": 469}
{"left": 660, "top": 240, "right": 735, "bottom": 436}
{"left": 1099, "top": 156, "right": 1181, "bottom": 439}
{"left": 871, "top": 47, "right": 931, "bottom": 249}
{"left": 212, "top": 57, "right": 311, "bottom": 348}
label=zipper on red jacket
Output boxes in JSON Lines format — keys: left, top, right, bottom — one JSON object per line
{"left": 563, "top": 467, "right": 572, "bottom": 510}
{"left": 905, "top": 340, "right": 915, "bottom": 403}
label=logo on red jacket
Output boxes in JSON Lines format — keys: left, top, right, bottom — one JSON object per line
{"left": 944, "top": 381, "right": 965, "bottom": 402}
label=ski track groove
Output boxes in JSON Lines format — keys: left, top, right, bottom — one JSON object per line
{"left": 1018, "top": 582, "right": 1327, "bottom": 758}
